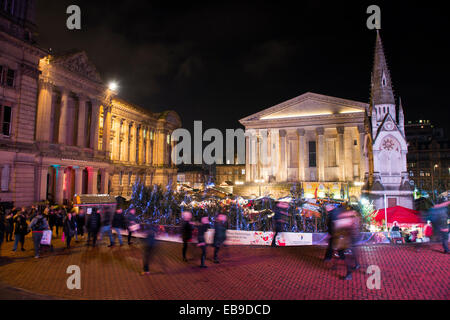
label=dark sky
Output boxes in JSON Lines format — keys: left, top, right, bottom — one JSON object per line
{"left": 36, "top": 1, "right": 450, "bottom": 135}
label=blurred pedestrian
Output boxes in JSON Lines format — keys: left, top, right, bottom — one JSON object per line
{"left": 12, "top": 209, "right": 28, "bottom": 252}
{"left": 428, "top": 201, "right": 449, "bottom": 254}
{"left": 126, "top": 208, "right": 138, "bottom": 245}
{"left": 5, "top": 211, "right": 14, "bottom": 241}
{"left": 99, "top": 208, "right": 114, "bottom": 247}
{"left": 271, "top": 201, "right": 288, "bottom": 247}
{"left": 423, "top": 220, "right": 433, "bottom": 242}
{"left": 55, "top": 209, "right": 63, "bottom": 237}
{"left": 29, "top": 210, "right": 49, "bottom": 258}
{"left": 324, "top": 204, "right": 345, "bottom": 261}
{"left": 333, "top": 209, "right": 360, "bottom": 280}
{"left": 111, "top": 208, "right": 125, "bottom": 246}
{"left": 86, "top": 208, "right": 101, "bottom": 247}
{"left": 181, "top": 211, "right": 193, "bottom": 262}
{"left": 197, "top": 216, "right": 209, "bottom": 268}
{"left": 63, "top": 212, "right": 76, "bottom": 249}
{"left": 141, "top": 224, "right": 156, "bottom": 276}
{"left": 0, "top": 212, "right": 5, "bottom": 255}
{"left": 76, "top": 208, "right": 86, "bottom": 240}
{"left": 213, "top": 213, "right": 227, "bottom": 263}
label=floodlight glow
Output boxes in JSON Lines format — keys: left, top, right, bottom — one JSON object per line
{"left": 108, "top": 81, "right": 118, "bottom": 91}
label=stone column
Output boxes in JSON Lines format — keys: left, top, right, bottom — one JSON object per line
{"left": 55, "top": 166, "right": 66, "bottom": 204}
{"left": 245, "top": 134, "right": 251, "bottom": 182}
{"left": 337, "top": 126, "right": 345, "bottom": 182}
{"left": 297, "top": 128, "right": 306, "bottom": 181}
{"left": 316, "top": 127, "right": 325, "bottom": 182}
{"left": 90, "top": 100, "right": 101, "bottom": 150}
{"left": 129, "top": 123, "right": 137, "bottom": 164}
{"left": 58, "top": 89, "right": 69, "bottom": 145}
{"left": 138, "top": 125, "right": 144, "bottom": 164}
{"left": 102, "top": 107, "right": 112, "bottom": 156}
{"left": 87, "top": 167, "right": 99, "bottom": 194}
{"left": 146, "top": 127, "right": 152, "bottom": 164}
{"left": 36, "top": 80, "right": 53, "bottom": 142}
{"left": 358, "top": 125, "right": 366, "bottom": 180}
{"left": 122, "top": 120, "right": 128, "bottom": 162}
{"left": 37, "top": 165, "right": 48, "bottom": 201}
{"left": 344, "top": 128, "right": 353, "bottom": 181}
{"left": 100, "top": 169, "right": 109, "bottom": 194}
{"left": 279, "top": 129, "right": 287, "bottom": 182}
{"left": 74, "top": 167, "right": 83, "bottom": 196}
{"left": 77, "top": 96, "right": 87, "bottom": 148}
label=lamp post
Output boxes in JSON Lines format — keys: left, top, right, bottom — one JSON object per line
{"left": 384, "top": 194, "right": 388, "bottom": 232}
{"left": 431, "top": 164, "right": 438, "bottom": 202}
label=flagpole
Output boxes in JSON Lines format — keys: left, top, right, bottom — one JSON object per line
{"left": 384, "top": 194, "right": 388, "bottom": 231}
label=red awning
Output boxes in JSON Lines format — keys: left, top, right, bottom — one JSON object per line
{"left": 373, "top": 206, "right": 423, "bottom": 224}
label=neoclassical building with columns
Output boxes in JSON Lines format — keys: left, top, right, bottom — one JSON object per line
{"left": 0, "top": 1, "right": 180, "bottom": 207}
{"left": 240, "top": 31, "right": 413, "bottom": 209}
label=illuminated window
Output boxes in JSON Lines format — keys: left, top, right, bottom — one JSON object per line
{"left": 119, "top": 171, "right": 123, "bottom": 186}
{"left": 167, "top": 134, "right": 171, "bottom": 144}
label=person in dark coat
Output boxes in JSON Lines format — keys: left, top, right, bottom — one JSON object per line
{"left": 99, "top": 208, "right": 114, "bottom": 247}
{"left": 0, "top": 212, "right": 5, "bottom": 255}
{"left": 63, "top": 212, "right": 76, "bottom": 249}
{"left": 5, "top": 211, "right": 14, "bottom": 241}
{"left": 428, "top": 202, "right": 449, "bottom": 254}
{"left": 29, "top": 211, "right": 49, "bottom": 258}
{"left": 76, "top": 208, "right": 86, "bottom": 239}
{"left": 181, "top": 211, "right": 193, "bottom": 262}
{"left": 12, "top": 210, "right": 28, "bottom": 252}
{"left": 55, "top": 209, "right": 63, "bottom": 237}
{"left": 86, "top": 208, "right": 101, "bottom": 247}
{"left": 213, "top": 213, "right": 227, "bottom": 263}
{"left": 197, "top": 216, "right": 210, "bottom": 268}
{"left": 126, "top": 208, "right": 138, "bottom": 245}
{"left": 141, "top": 224, "right": 156, "bottom": 276}
{"left": 111, "top": 208, "right": 125, "bottom": 246}
{"left": 271, "top": 201, "right": 288, "bottom": 247}
{"left": 324, "top": 204, "right": 345, "bottom": 261}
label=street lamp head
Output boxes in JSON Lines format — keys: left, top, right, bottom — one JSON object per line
{"left": 108, "top": 81, "right": 118, "bottom": 92}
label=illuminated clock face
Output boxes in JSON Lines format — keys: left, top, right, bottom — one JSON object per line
{"left": 384, "top": 121, "right": 394, "bottom": 131}
{"left": 382, "top": 138, "right": 395, "bottom": 151}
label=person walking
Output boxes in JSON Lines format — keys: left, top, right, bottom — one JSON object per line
{"left": 5, "top": 211, "right": 14, "bottom": 242}
{"left": 29, "top": 211, "right": 49, "bottom": 258}
{"left": 12, "top": 210, "right": 28, "bottom": 252}
{"left": 197, "top": 216, "right": 209, "bottom": 268}
{"left": 76, "top": 208, "right": 86, "bottom": 240}
{"left": 99, "top": 208, "right": 114, "bottom": 247}
{"left": 0, "top": 212, "right": 5, "bottom": 256}
{"left": 55, "top": 209, "right": 63, "bottom": 237}
{"left": 333, "top": 209, "right": 360, "bottom": 280}
{"left": 86, "top": 208, "right": 101, "bottom": 247}
{"left": 324, "top": 204, "right": 345, "bottom": 261}
{"left": 181, "top": 211, "right": 193, "bottom": 262}
{"left": 429, "top": 201, "right": 449, "bottom": 254}
{"left": 271, "top": 201, "right": 288, "bottom": 247}
{"left": 63, "top": 212, "right": 76, "bottom": 249}
{"left": 141, "top": 224, "right": 156, "bottom": 276}
{"left": 126, "top": 208, "right": 138, "bottom": 245}
{"left": 213, "top": 213, "right": 227, "bottom": 263}
{"left": 111, "top": 208, "right": 125, "bottom": 246}
{"left": 423, "top": 220, "right": 433, "bottom": 242}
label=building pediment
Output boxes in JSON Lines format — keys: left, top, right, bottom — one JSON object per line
{"left": 239, "top": 92, "right": 367, "bottom": 124}
{"left": 373, "top": 112, "right": 405, "bottom": 143}
{"left": 52, "top": 51, "right": 103, "bottom": 84}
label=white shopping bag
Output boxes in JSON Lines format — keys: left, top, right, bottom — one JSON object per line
{"left": 41, "top": 230, "right": 52, "bottom": 245}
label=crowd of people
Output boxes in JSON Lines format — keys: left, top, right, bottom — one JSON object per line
{"left": 0, "top": 205, "right": 141, "bottom": 259}
{"left": 0, "top": 199, "right": 448, "bottom": 281}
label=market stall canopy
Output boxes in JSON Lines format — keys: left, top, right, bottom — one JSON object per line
{"left": 74, "top": 194, "right": 117, "bottom": 206}
{"left": 373, "top": 206, "right": 423, "bottom": 224}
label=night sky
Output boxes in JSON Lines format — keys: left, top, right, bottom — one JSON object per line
{"left": 36, "top": 1, "right": 450, "bottom": 135}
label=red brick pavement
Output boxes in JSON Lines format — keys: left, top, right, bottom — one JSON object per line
{"left": 0, "top": 235, "right": 448, "bottom": 300}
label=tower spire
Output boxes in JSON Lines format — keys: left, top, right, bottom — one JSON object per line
{"left": 370, "top": 30, "right": 395, "bottom": 106}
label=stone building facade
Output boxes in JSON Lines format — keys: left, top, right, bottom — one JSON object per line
{"left": 0, "top": 0, "right": 180, "bottom": 207}
{"left": 240, "top": 31, "right": 413, "bottom": 209}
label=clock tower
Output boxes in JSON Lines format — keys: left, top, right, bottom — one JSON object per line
{"left": 363, "top": 31, "right": 414, "bottom": 209}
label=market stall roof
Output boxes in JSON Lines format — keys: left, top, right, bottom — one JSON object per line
{"left": 372, "top": 206, "right": 423, "bottom": 224}
{"left": 74, "top": 194, "right": 117, "bottom": 206}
